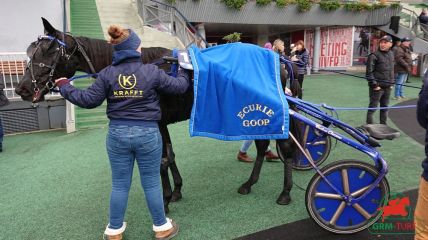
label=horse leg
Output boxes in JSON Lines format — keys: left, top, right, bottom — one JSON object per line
{"left": 166, "top": 143, "right": 183, "bottom": 202}
{"left": 238, "top": 140, "right": 269, "bottom": 195}
{"left": 159, "top": 124, "right": 183, "bottom": 202}
{"left": 276, "top": 139, "right": 294, "bottom": 205}
{"left": 159, "top": 123, "right": 172, "bottom": 213}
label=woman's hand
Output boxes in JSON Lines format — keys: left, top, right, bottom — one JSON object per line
{"left": 284, "top": 87, "right": 292, "bottom": 96}
{"left": 54, "top": 77, "right": 70, "bottom": 88}
{"left": 291, "top": 55, "right": 298, "bottom": 62}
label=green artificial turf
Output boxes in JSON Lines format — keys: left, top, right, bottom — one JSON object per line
{"left": 0, "top": 74, "right": 425, "bottom": 239}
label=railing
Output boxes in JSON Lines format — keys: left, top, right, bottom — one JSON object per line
{"left": 420, "top": 22, "right": 428, "bottom": 40}
{"left": 0, "top": 52, "right": 27, "bottom": 99}
{"left": 401, "top": 7, "right": 428, "bottom": 41}
{"left": 0, "top": 52, "right": 59, "bottom": 100}
{"left": 137, "top": 0, "right": 208, "bottom": 48}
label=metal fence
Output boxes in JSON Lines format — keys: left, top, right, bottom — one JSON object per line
{"left": 400, "top": 7, "right": 428, "bottom": 41}
{"left": 137, "top": 0, "right": 206, "bottom": 48}
{"left": 0, "top": 52, "right": 59, "bottom": 100}
{"left": 0, "top": 52, "right": 27, "bottom": 99}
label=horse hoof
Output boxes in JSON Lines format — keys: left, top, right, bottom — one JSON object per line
{"left": 238, "top": 186, "right": 251, "bottom": 195}
{"left": 171, "top": 192, "right": 182, "bottom": 202}
{"left": 276, "top": 195, "right": 291, "bottom": 205}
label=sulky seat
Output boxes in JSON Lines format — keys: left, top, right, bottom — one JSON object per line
{"left": 360, "top": 124, "right": 401, "bottom": 140}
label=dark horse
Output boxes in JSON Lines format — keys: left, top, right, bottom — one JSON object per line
{"left": 15, "top": 18, "right": 301, "bottom": 210}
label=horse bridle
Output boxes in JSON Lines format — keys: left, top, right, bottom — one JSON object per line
{"left": 28, "top": 34, "right": 96, "bottom": 102}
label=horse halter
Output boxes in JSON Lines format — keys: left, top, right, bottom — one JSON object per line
{"left": 28, "top": 35, "right": 78, "bottom": 101}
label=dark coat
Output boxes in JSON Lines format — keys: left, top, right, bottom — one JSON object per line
{"left": 416, "top": 71, "right": 428, "bottom": 181}
{"left": 59, "top": 50, "right": 190, "bottom": 121}
{"left": 394, "top": 45, "right": 412, "bottom": 74}
{"left": 366, "top": 49, "right": 395, "bottom": 88}
{"left": 419, "top": 13, "right": 428, "bottom": 25}
{"left": 294, "top": 49, "right": 309, "bottom": 75}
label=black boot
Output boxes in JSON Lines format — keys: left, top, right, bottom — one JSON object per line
{"left": 0, "top": 143, "right": 3, "bottom": 152}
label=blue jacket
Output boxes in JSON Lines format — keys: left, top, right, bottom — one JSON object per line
{"left": 416, "top": 70, "right": 428, "bottom": 181}
{"left": 59, "top": 50, "right": 190, "bottom": 123}
{"left": 294, "top": 49, "right": 309, "bottom": 75}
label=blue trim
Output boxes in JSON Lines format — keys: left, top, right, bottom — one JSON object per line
{"left": 41, "top": 35, "right": 67, "bottom": 47}
{"left": 188, "top": 46, "right": 199, "bottom": 139}
{"left": 321, "top": 103, "right": 417, "bottom": 111}
{"left": 170, "top": 48, "right": 179, "bottom": 77}
{"left": 190, "top": 131, "right": 289, "bottom": 141}
{"left": 69, "top": 74, "right": 98, "bottom": 81}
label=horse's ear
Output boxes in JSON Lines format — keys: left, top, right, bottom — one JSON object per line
{"left": 42, "top": 17, "right": 57, "bottom": 36}
{"left": 26, "top": 41, "right": 37, "bottom": 58}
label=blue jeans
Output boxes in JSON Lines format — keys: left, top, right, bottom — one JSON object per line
{"left": 240, "top": 140, "right": 271, "bottom": 153}
{"left": 106, "top": 124, "right": 166, "bottom": 229}
{"left": 395, "top": 73, "right": 408, "bottom": 97}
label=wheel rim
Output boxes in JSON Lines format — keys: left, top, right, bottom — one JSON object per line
{"left": 306, "top": 161, "right": 389, "bottom": 234}
{"left": 293, "top": 125, "right": 331, "bottom": 170}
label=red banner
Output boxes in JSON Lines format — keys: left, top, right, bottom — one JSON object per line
{"left": 305, "top": 27, "right": 354, "bottom": 68}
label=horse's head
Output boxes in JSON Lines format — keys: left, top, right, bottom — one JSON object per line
{"left": 15, "top": 18, "right": 80, "bottom": 102}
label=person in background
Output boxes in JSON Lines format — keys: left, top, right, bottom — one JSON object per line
{"left": 237, "top": 140, "right": 279, "bottom": 163}
{"left": 415, "top": 70, "right": 428, "bottom": 240}
{"left": 366, "top": 35, "right": 394, "bottom": 125}
{"left": 393, "top": 37, "right": 412, "bottom": 100}
{"left": 0, "top": 76, "right": 9, "bottom": 152}
{"left": 55, "top": 25, "right": 190, "bottom": 240}
{"left": 391, "top": 39, "right": 401, "bottom": 56}
{"left": 419, "top": 9, "right": 428, "bottom": 39}
{"left": 291, "top": 40, "right": 309, "bottom": 89}
{"left": 289, "top": 43, "right": 296, "bottom": 58}
{"left": 359, "top": 29, "right": 369, "bottom": 56}
{"left": 263, "top": 42, "right": 272, "bottom": 50}
{"left": 272, "top": 39, "right": 285, "bottom": 55}
{"left": 237, "top": 41, "right": 281, "bottom": 163}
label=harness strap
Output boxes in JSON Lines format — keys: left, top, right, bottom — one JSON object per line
{"left": 74, "top": 38, "right": 97, "bottom": 74}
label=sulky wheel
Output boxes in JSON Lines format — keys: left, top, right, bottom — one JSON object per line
{"left": 277, "top": 124, "right": 331, "bottom": 170}
{"left": 305, "top": 160, "right": 390, "bottom": 234}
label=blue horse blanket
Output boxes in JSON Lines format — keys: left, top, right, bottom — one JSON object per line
{"left": 188, "top": 43, "right": 289, "bottom": 141}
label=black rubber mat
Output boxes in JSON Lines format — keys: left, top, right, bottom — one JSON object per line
{"left": 236, "top": 189, "right": 418, "bottom": 240}
{"left": 389, "top": 99, "right": 424, "bottom": 145}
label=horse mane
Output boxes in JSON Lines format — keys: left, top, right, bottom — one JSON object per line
{"left": 73, "top": 36, "right": 113, "bottom": 73}
{"left": 73, "top": 37, "right": 173, "bottom": 73}
{"left": 141, "top": 47, "right": 171, "bottom": 64}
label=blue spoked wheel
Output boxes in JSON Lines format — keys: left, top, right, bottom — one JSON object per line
{"left": 305, "top": 160, "right": 390, "bottom": 234}
{"left": 277, "top": 124, "right": 331, "bottom": 170}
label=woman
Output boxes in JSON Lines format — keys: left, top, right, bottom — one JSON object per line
{"left": 272, "top": 39, "right": 300, "bottom": 98}
{"left": 272, "top": 39, "right": 285, "bottom": 55}
{"left": 291, "top": 40, "right": 309, "bottom": 89}
{"left": 55, "top": 25, "right": 190, "bottom": 240}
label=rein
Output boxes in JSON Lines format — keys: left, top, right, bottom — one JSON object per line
{"left": 320, "top": 69, "right": 423, "bottom": 90}
{"left": 28, "top": 34, "right": 97, "bottom": 102}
